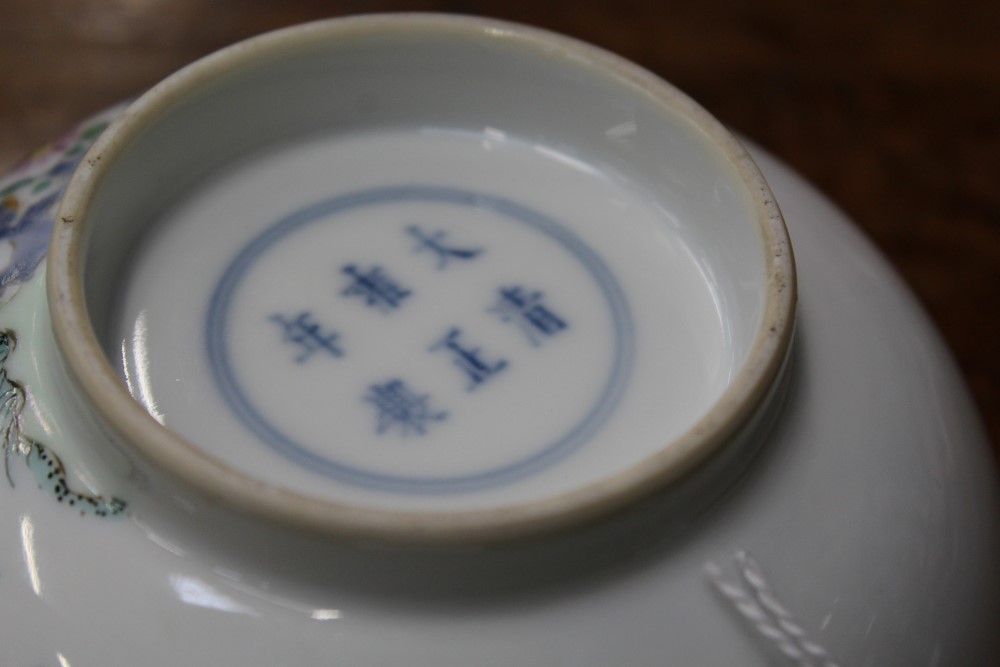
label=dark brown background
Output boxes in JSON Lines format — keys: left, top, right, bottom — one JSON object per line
{"left": 1, "top": 1, "right": 997, "bottom": 458}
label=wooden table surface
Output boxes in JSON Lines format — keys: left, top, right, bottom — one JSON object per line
{"left": 2, "top": 0, "right": 997, "bottom": 458}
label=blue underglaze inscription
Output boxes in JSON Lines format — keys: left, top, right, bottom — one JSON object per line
{"left": 341, "top": 264, "right": 411, "bottom": 313}
{"left": 429, "top": 327, "right": 508, "bottom": 391}
{"left": 489, "top": 286, "right": 568, "bottom": 346}
{"left": 270, "top": 311, "right": 343, "bottom": 363}
{"left": 207, "top": 186, "right": 634, "bottom": 495}
{"left": 406, "top": 224, "right": 483, "bottom": 269}
{"left": 365, "top": 379, "right": 448, "bottom": 436}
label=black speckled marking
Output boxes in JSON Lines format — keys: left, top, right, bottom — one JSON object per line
{"left": 0, "top": 328, "right": 127, "bottom": 517}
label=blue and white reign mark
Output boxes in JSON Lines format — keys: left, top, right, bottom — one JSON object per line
{"left": 206, "top": 186, "right": 634, "bottom": 495}
{"left": 270, "top": 311, "right": 344, "bottom": 363}
{"left": 406, "top": 224, "right": 484, "bottom": 269}
{"left": 340, "top": 264, "right": 412, "bottom": 313}
{"left": 365, "top": 379, "right": 448, "bottom": 436}
{"left": 489, "top": 286, "right": 567, "bottom": 346}
{"left": 430, "top": 326, "right": 508, "bottom": 391}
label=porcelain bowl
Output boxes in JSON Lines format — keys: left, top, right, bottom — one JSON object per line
{"left": 0, "top": 14, "right": 996, "bottom": 667}
{"left": 48, "top": 14, "right": 794, "bottom": 543}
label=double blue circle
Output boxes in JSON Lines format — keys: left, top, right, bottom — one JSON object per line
{"left": 206, "top": 186, "right": 634, "bottom": 494}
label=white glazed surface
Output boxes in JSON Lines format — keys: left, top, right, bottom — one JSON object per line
{"left": 0, "top": 141, "right": 997, "bottom": 666}
{"left": 111, "top": 127, "right": 745, "bottom": 511}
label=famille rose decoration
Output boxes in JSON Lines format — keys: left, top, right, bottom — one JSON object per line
{"left": 0, "top": 105, "right": 128, "bottom": 516}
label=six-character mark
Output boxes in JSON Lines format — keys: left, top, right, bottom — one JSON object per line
{"left": 269, "top": 224, "right": 572, "bottom": 438}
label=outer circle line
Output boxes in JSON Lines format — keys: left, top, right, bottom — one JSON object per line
{"left": 206, "top": 186, "right": 634, "bottom": 494}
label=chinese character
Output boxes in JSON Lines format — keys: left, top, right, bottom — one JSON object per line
{"left": 489, "top": 286, "right": 568, "bottom": 346}
{"left": 364, "top": 379, "right": 448, "bottom": 436}
{"left": 429, "top": 327, "right": 508, "bottom": 391}
{"left": 406, "top": 224, "right": 484, "bottom": 269}
{"left": 341, "top": 264, "right": 412, "bottom": 313}
{"left": 270, "top": 311, "right": 344, "bottom": 363}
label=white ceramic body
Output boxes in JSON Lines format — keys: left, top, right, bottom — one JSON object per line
{"left": 0, "top": 126, "right": 996, "bottom": 664}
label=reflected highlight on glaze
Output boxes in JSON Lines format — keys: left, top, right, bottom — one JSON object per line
{"left": 122, "top": 310, "right": 165, "bottom": 423}
{"left": 169, "top": 574, "right": 260, "bottom": 616}
{"left": 19, "top": 515, "right": 41, "bottom": 596}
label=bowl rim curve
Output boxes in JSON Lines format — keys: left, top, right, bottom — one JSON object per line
{"left": 47, "top": 12, "right": 796, "bottom": 544}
